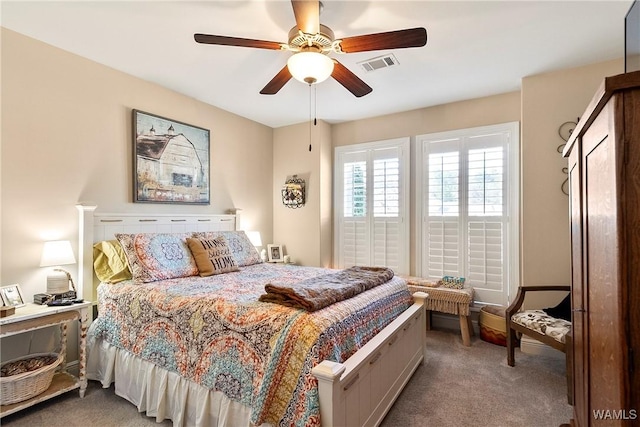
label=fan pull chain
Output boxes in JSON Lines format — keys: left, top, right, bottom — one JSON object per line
{"left": 308, "top": 84, "right": 318, "bottom": 152}
{"left": 308, "top": 84, "right": 312, "bottom": 152}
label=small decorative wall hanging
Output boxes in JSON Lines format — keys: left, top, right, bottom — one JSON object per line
{"left": 281, "top": 175, "right": 305, "bottom": 209}
{"left": 557, "top": 119, "right": 578, "bottom": 196}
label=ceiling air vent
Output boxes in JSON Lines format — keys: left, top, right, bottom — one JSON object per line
{"left": 358, "top": 54, "right": 399, "bottom": 73}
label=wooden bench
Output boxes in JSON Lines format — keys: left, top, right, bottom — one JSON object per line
{"left": 401, "top": 276, "right": 475, "bottom": 346}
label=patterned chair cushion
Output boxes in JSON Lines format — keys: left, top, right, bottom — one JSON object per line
{"left": 511, "top": 309, "right": 571, "bottom": 344}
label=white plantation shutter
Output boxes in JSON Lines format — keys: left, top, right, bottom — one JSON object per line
{"left": 373, "top": 220, "right": 400, "bottom": 269}
{"left": 426, "top": 219, "right": 461, "bottom": 278}
{"left": 342, "top": 220, "right": 369, "bottom": 266}
{"left": 468, "top": 146, "right": 503, "bottom": 216}
{"left": 428, "top": 151, "right": 459, "bottom": 216}
{"left": 335, "top": 138, "right": 409, "bottom": 274}
{"left": 424, "top": 140, "right": 463, "bottom": 281}
{"left": 373, "top": 157, "right": 400, "bottom": 217}
{"left": 344, "top": 161, "right": 366, "bottom": 218}
{"left": 418, "top": 123, "right": 519, "bottom": 306}
{"left": 467, "top": 221, "right": 505, "bottom": 303}
{"left": 341, "top": 152, "right": 371, "bottom": 266}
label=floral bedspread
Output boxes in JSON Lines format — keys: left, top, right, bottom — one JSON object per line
{"left": 90, "top": 263, "right": 412, "bottom": 426}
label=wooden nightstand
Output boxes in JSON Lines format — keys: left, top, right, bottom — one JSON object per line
{"left": 0, "top": 302, "right": 91, "bottom": 417}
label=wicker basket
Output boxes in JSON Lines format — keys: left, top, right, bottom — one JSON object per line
{"left": 0, "top": 352, "right": 62, "bottom": 405}
{"left": 479, "top": 305, "right": 509, "bottom": 347}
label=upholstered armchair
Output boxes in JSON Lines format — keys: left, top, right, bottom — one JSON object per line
{"left": 506, "top": 285, "right": 572, "bottom": 403}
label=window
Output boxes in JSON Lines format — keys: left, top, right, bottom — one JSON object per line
{"left": 344, "top": 161, "right": 366, "bottom": 217}
{"left": 417, "top": 123, "right": 519, "bottom": 305}
{"left": 373, "top": 157, "right": 400, "bottom": 217}
{"left": 334, "top": 138, "right": 410, "bottom": 274}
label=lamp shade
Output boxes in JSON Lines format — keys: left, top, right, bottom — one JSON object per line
{"left": 287, "top": 52, "right": 334, "bottom": 85}
{"left": 40, "top": 240, "right": 76, "bottom": 267}
{"left": 246, "top": 231, "right": 263, "bottom": 248}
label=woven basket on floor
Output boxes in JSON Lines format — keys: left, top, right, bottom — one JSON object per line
{"left": 479, "top": 305, "right": 509, "bottom": 347}
{"left": 0, "top": 352, "right": 62, "bottom": 405}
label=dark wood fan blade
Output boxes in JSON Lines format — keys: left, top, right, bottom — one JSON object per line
{"left": 291, "top": 0, "right": 319, "bottom": 34}
{"left": 194, "top": 34, "right": 283, "bottom": 50}
{"left": 260, "top": 65, "right": 292, "bottom": 95}
{"left": 339, "top": 27, "right": 427, "bottom": 53}
{"left": 331, "top": 60, "right": 372, "bottom": 98}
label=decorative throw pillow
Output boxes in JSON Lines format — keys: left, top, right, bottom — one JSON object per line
{"left": 543, "top": 294, "right": 571, "bottom": 321}
{"left": 186, "top": 236, "right": 239, "bottom": 276}
{"left": 192, "top": 231, "right": 262, "bottom": 267}
{"left": 93, "top": 240, "right": 132, "bottom": 283}
{"left": 439, "top": 275, "right": 465, "bottom": 289}
{"left": 115, "top": 233, "right": 198, "bottom": 283}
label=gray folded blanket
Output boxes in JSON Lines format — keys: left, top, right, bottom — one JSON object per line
{"left": 259, "top": 266, "right": 394, "bottom": 311}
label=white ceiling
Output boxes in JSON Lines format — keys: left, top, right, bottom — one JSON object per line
{"left": 1, "top": 1, "right": 631, "bottom": 128}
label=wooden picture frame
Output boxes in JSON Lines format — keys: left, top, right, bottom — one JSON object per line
{"left": 267, "top": 244, "right": 284, "bottom": 263}
{"left": 1, "top": 284, "right": 25, "bottom": 307}
{"left": 133, "top": 109, "right": 210, "bottom": 204}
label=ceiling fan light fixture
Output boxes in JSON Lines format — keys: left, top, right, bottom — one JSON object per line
{"left": 287, "top": 52, "right": 334, "bottom": 85}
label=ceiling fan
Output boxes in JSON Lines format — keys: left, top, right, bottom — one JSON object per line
{"left": 194, "top": 0, "right": 427, "bottom": 97}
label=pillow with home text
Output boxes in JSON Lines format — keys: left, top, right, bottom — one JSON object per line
{"left": 186, "top": 236, "right": 239, "bottom": 276}
{"left": 192, "top": 230, "right": 262, "bottom": 267}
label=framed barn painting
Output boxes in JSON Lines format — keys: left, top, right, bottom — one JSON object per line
{"left": 133, "top": 109, "right": 210, "bottom": 204}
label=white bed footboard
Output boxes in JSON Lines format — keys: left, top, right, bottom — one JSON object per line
{"left": 313, "top": 292, "right": 428, "bottom": 427}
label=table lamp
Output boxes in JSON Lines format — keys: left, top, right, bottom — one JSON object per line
{"left": 246, "top": 231, "right": 267, "bottom": 262}
{"left": 246, "top": 231, "right": 262, "bottom": 248}
{"left": 39, "top": 240, "right": 77, "bottom": 295}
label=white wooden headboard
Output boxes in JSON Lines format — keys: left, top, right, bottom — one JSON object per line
{"left": 76, "top": 204, "right": 238, "bottom": 306}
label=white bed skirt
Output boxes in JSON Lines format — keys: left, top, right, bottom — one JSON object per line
{"left": 87, "top": 337, "right": 268, "bottom": 427}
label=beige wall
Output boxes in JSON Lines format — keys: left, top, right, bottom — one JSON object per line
{"left": 1, "top": 29, "right": 274, "bottom": 303}
{"left": 272, "top": 120, "right": 332, "bottom": 267}
{"left": 520, "top": 59, "right": 622, "bottom": 291}
{"left": 332, "top": 91, "right": 521, "bottom": 147}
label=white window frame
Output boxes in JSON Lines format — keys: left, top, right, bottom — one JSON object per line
{"left": 334, "top": 137, "right": 410, "bottom": 275}
{"left": 414, "top": 122, "right": 520, "bottom": 305}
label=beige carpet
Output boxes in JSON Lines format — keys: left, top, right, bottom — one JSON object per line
{"left": 381, "top": 330, "right": 572, "bottom": 426}
{"left": 2, "top": 329, "right": 572, "bottom": 427}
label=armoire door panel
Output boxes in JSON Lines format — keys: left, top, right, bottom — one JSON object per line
{"left": 622, "top": 90, "right": 640, "bottom": 417}
{"left": 582, "top": 101, "right": 625, "bottom": 418}
{"left": 568, "top": 149, "right": 587, "bottom": 426}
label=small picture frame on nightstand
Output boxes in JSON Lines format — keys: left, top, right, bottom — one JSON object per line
{"left": 267, "top": 244, "right": 284, "bottom": 263}
{"left": 1, "top": 284, "right": 25, "bottom": 307}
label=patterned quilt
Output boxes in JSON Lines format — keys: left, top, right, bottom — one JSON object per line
{"left": 90, "top": 263, "right": 412, "bottom": 426}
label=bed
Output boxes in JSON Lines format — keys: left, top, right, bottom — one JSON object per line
{"left": 77, "top": 205, "right": 427, "bottom": 426}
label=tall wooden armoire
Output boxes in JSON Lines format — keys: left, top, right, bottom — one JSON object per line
{"left": 563, "top": 71, "right": 640, "bottom": 426}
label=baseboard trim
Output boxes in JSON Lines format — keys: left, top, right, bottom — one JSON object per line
{"left": 65, "top": 359, "right": 79, "bottom": 377}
